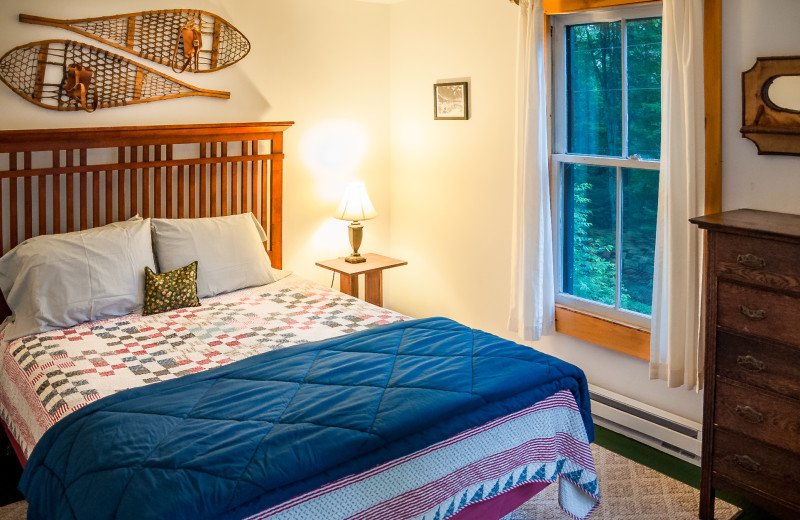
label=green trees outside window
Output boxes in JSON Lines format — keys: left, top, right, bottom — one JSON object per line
{"left": 558, "top": 15, "right": 661, "bottom": 318}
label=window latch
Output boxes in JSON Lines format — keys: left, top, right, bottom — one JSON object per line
{"left": 630, "top": 154, "right": 642, "bottom": 161}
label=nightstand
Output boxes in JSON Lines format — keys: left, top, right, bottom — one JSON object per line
{"left": 316, "top": 253, "right": 407, "bottom": 307}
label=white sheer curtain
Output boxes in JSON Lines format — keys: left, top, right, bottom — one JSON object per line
{"left": 649, "top": 0, "right": 706, "bottom": 390}
{"left": 508, "top": 0, "right": 554, "bottom": 341}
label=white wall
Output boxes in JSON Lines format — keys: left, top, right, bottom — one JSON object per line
{"left": 721, "top": 0, "right": 800, "bottom": 213}
{"left": 0, "top": 0, "right": 392, "bottom": 284}
{"left": 387, "top": 0, "right": 518, "bottom": 332}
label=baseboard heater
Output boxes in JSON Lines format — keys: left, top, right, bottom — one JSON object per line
{"left": 588, "top": 384, "right": 702, "bottom": 465}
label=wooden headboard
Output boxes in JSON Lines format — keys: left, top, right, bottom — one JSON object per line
{"left": 0, "top": 121, "right": 293, "bottom": 319}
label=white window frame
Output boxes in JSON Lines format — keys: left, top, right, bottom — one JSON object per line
{"left": 551, "top": 4, "right": 662, "bottom": 329}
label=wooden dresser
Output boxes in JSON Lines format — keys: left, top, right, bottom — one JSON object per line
{"left": 691, "top": 209, "right": 800, "bottom": 520}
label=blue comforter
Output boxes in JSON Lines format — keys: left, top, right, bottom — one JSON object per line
{"left": 20, "top": 317, "right": 592, "bottom": 520}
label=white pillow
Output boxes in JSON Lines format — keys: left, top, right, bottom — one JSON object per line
{"left": 0, "top": 219, "right": 156, "bottom": 341}
{"left": 151, "top": 213, "right": 276, "bottom": 298}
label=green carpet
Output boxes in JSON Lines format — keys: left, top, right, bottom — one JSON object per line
{"left": 593, "top": 425, "right": 779, "bottom": 520}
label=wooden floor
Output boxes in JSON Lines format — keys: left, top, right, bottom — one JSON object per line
{"left": 594, "top": 425, "right": 778, "bottom": 520}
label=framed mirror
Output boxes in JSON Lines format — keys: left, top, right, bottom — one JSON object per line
{"left": 741, "top": 56, "right": 800, "bottom": 156}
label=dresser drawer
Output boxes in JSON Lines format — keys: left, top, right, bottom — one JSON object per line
{"left": 717, "top": 331, "right": 800, "bottom": 400}
{"left": 717, "top": 281, "right": 800, "bottom": 347}
{"left": 716, "top": 233, "right": 800, "bottom": 294}
{"left": 713, "top": 428, "right": 800, "bottom": 510}
{"left": 715, "top": 381, "right": 800, "bottom": 454}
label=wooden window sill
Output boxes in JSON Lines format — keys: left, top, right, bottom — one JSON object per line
{"left": 554, "top": 305, "right": 650, "bottom": 360}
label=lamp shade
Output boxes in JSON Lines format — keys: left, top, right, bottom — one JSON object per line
{"left": 334, "top": 181, "right": 377, "bottom": 222}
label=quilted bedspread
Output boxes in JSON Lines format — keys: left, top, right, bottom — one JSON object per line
{"left": 0, "top": 274, "right": 407, "bottom": 458}
{"left": 20, "top": 317, "right": 594, "bottom": 520}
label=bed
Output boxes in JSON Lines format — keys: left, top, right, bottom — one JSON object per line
{"left": 0, "top": 123, "right": 599, "bottom": 520}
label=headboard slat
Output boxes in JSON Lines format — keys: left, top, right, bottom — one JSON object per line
{"left": 166, "top": 145, "right": 174, "bottom": 219}
{"left": 178, "top": 165, "right": 186, "bottom": 219}
{"left": 103, "top": 171, "right": 111, "bottom": 226}
{"left": 53, "top": 160, "right": 61, "bottom": 234}
{"left": 261, "top": 159, "right": 269, "bottom": 239}
{"left": 38, "top": 175, "right": 47, "bottom": 236}
{"left": 249, "top": 142, "right": 257, "bottom": 216}
{"left": 210, "top": 142, "right": 218, "bottom": 218}
{"left": 113, "top": 149, "right": 122, "bottom": 222}
{"left": 233, "top": 153, "right": 241, "bottom": 215}
{"left": 189, "top": 164, "right": 197, "bottom": 219}
{"left": 134, "top": 154, "right": 141, "bottom": 219}
{"left": 92, "top": 170, "right": 100, "bottom": 228}
{"left": 23, "top": 153, "right": 33, "bottom": 239}
{"left": 221, "top": 141, "right": 229, "bottom": 217}
{"left": 66, "top": 152, "right": 75, "bottom": 233}
{"left": 24, "top": 175, "right": 33, "bottom": 240}
{"left": 9, "top": 155, "right": 18, "bottom": 249}
{"left": 9, "top": 179, "right": 18, "bottom": 249}
{"left": 143, "top": 146, "right": 151, "bottom": 219}
{"left": 80, "top": 150, "right": 88, "bottom": 229}
{"left": 154, "top": 146, "right": 162, "bottom": 219}
{"left": 80, "top": 172, "right": 88, "bottom": 230}
{"left": 198, "top": 144, "right": 206, "bottom": 218}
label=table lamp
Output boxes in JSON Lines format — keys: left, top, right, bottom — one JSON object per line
{"left": 334, "top": 181, "right": 377, "bottom": 263}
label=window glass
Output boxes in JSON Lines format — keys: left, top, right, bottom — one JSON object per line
{"left": 562, "top": 163, "right": 617, "bottom": 306}
{"left": 567, "top": 22, "right": 622, "bottom": 156}
{"left": 621, "top": 168, "right": 658, "bottom": 314}
{"left": 627, "top": 17, "right": 662, "bottom": 160}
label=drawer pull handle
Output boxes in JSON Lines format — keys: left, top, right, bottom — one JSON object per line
{"left": 736, "top": 354, "right": 765, "bottom": 372}
{"left": 733, "top": 454, "right": 761, "bottom": 473}
{"left": 738, "top": 305, "right": 766, "bottom": 321}
{"left": 737, "top": 253, "right": 766, "bottom": 269}
{"left": 735, "top": 405, "right": 764, "bottom": 424}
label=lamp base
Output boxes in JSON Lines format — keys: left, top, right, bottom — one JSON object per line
{"left": 345, "top": 221, "right": 367, "bottom": 263}
{"left": 345, "top": 253, "right": 367, "bottom": 264}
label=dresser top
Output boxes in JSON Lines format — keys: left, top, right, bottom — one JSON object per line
{"left": 690, "top": 209, "right": 800, "bottom": 242}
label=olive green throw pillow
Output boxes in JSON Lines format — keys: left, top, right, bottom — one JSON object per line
{"left": 143, "top": 262, "right": 201, "bottom": 316}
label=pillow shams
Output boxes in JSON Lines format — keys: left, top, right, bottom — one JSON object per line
{"left": 0, "top": 219, "right": 156, "bottom": 341}
{"left": 151, "top": 213, "right": 276, "bottom": 298}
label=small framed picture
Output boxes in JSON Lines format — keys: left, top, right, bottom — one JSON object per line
{"left": 434, "top": 82, "right": 469, "bottom": 120}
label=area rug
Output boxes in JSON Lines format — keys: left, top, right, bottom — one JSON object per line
{"left": 502, "top": 444, "right": 740, "bottom": 520}
{"left": 0, "top": 500, "right": 24, "bottom": 520}
{"left": 0, "top": 444, "right": 739, "bottom": 520}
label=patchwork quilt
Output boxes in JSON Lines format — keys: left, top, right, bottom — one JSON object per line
{"left": 0, "top": 274, "right": 408, "bottom": 458}
{"left": 20, "top": 317, "right": 598, "bottom": 520}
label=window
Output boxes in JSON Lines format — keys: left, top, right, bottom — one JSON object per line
{"left": 552, "top": 5, "right": 662, "bottom": 328}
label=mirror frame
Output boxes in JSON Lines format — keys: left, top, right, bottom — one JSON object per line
{"left": 741, "top": 56, "right": 800, "bottom": 156}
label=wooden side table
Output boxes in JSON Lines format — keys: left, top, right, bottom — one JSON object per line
{"left": 315, "top": 253, "right": 407, "bottom": 307}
